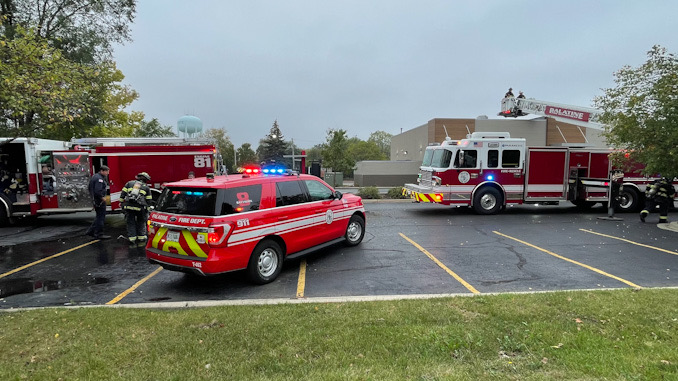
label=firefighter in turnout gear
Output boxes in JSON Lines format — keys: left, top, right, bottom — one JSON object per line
{"left": 640, "top": 177, "right": 675, "bottom": 224}
{"left": 121, "top": 172, "right": 153, "bottom": 244}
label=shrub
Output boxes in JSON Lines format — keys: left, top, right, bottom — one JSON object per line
{"left": 357, "top": 186, "right": 380, "bottom": 199}
{"left": 387, "top": 187, "right": 408, "bottom": 199}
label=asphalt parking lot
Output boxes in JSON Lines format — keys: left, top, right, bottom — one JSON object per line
{"left": 1, "top": 201, "right": 677, "bottom": 309}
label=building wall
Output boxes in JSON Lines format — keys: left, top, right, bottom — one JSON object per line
{"left": 390, "top": 123, "right": 428, "bottom": 161}
{"left": 475, "top": 117, "right": 547, "bottom": 146}
{"left": 353, "top": 160, "right": 421, "bottom": 187}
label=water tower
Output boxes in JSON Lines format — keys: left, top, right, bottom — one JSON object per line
{"left": 177, "top": 115, "right": 203, "bottom": 138}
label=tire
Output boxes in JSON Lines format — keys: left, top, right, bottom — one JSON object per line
{"left": 616, "top": 188, "right": 642, "bottom": 213}
{"left": 473, "top": 187, "right": 503, "bottom": 215}
{"left": 247, "top": 240, "right": 283, "bottom": 284}
{"left": 345, "top": 215, "right": 365, "bottom": 246}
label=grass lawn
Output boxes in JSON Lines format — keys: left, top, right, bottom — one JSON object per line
{"left": 1, "top": 288, "right": 677, "bottom": 380}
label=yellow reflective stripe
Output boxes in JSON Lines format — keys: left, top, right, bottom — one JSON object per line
{"left": 162, "top": 240, "right": 187, "bottom": 255}
{"left": 152, "top": 227, "right": 167, "bottom": 248}
{"left": 182, "top": 231, "right": 208, "bottom": 258}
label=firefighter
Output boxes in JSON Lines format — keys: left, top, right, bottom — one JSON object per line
{"left": 504, "top": 88, "right": 514, "bottom": 98}
{"left": 121, "top": 172, "right": 153, "bottom": 244}
{"left": 86, "top": 165, "right": 111, "bottom": 239}
{"left": 640, "top": 177, "right": 675, "bottom": 224}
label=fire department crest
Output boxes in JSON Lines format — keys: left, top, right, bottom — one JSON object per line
{"left": 458, "top": 171, "right": 470, "bottom": 184}
{"left": 325, "top": 209, "right": 334, "bottom": 224}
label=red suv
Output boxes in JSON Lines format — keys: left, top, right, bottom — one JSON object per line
{"left": 145, "top": 171, "right": 365, "bottom": 284}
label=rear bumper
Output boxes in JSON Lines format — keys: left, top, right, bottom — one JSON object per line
{"left": 145, "top": 246, "right": 247, "bottom": 275}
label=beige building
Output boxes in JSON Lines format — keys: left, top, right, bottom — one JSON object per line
{"left": 391, "top": 116, "right": 608, "bottom": 162}
{"left": 354, "top": 115, "right": 608, "bottom": 187}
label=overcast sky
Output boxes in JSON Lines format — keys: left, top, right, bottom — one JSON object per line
{"left": 113, "top": 1, "right": 678, "bottom": 148}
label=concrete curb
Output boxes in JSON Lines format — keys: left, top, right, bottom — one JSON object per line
{"left": 3, "top": 287, "right": 678, "bottom": 312}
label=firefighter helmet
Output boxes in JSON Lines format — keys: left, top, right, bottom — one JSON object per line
{"left": 137, "top": 172, "right": 151, "bottom": 182}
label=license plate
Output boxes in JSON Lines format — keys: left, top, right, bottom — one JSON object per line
{"left": 167, "top": 231, "right": 180, "bottom": 242}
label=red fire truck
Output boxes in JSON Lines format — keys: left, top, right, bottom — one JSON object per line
{"left": 0, "top": 137, "right": 219, "bottom": 225}
{"left": 402, "top": 132, "right": 677, "bottom": 215}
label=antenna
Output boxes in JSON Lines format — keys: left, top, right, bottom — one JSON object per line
{"left": 465, "top": 125, "right": 471, "bottom": 135}
{"left": 443, "top": 125, "right": 451, "bottom": 141}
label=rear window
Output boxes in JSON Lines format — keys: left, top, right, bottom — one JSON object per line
{"left": 220, "top": 185, "right": 262, "bottom": 215}
{"left": 156, "top": 188, "right": 218, "bottom": 216}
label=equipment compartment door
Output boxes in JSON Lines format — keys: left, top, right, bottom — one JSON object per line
{"left": 53, "top": 152, "right": 93, "bottom": 209}
{"left": 524, "top": 148, "right": 568, "bottom": 200}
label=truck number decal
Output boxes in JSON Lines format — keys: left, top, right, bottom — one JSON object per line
{"left": 237, "top": 218, "right": 250, "bottom": 228}
{"left": 194, "top": 155, "right": 212, "bottom": 168}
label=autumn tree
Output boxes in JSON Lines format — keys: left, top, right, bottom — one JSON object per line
{"left": 594, "top": 45, "right": 678, "bottom": 178}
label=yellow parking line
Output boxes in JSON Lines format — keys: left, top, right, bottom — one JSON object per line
{"left": 0, "top": 240, "right": 99, "bottom": 280}
{"left": 580, "top": 229, "right": 678, "bottom": 256}
{"left": 399, "top": 233, "right": 480, "bottom": 294}
{"left": 296, "top": 259, "right": 307, "bottom": 298}
{"left": 493, "top": 231, "right": 642, "bottom": 289}
{"left": 106, "top": 266, "right": 163, "bottom": 305}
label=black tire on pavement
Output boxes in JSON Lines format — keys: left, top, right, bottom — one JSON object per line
{"left": 247, "top": 240, "right": 284, "bottom": 285}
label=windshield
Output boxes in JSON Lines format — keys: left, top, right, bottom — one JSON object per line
{"left": 422, "top": 149, "right": 434, "bottom": 166}
{"left": 155, "top": 187, "right": 218, "bottom": 216}
{"left": 431, "top": 148, "right": 453, "bottom": 168}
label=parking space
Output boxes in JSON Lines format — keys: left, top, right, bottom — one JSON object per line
{"left": 1, "top": 202, "right": 677, "bottom": 309}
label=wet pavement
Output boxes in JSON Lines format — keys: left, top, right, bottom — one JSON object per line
{"left": 1, "top": 204, "right": 677, "bottom": 309}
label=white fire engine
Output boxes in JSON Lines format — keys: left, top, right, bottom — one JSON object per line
{"left": 402, "top": 132, "right": 677, "bottom": 215}
{"left": 0, "top": 137, "right": 219, "bottom": 225}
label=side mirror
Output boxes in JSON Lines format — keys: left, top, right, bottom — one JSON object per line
{"left": 333, "top": 191, "right": 343, "bottom": 200}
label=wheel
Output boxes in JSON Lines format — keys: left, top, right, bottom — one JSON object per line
{"left": 616, "top": 188, "right": 642, "bottom": 213}
{"left": 247, "top": 240, "right": 283, "bottom": 284}
{"left": 345, "top": 215, "right": 365, "bottom": 246}
{"left": 473, "top": 187, "right": 503, "bottom": 215}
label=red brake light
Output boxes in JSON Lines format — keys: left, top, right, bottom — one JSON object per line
{"left": 207, "top": 223, "right": 233, "bottom": 247}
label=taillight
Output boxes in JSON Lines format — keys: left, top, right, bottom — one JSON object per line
{"left": 207, "top": 223, "right": 233, "bottom": 247}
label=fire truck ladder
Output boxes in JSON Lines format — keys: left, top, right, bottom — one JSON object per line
{"left": 499, "top": 97, "right": 604, "bottom": 129}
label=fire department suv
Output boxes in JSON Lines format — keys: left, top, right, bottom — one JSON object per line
{"left": 145, "top": 170, "right": 366, "bottom": 284}
{"left": 0, "top": 137, "right": 217, "bottom": 225}
{"left": 402, "top": 132, "right": 677, "bottom": 214}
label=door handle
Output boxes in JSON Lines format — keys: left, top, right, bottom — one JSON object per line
{"left": 278, "top": 216, "right": 289, "bottom": 221}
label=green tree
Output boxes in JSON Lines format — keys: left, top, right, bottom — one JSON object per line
{"left": 321, "top": 129, "right": 354, "bottom": 175}
{"left": 348, "top": 140, "right": 387, "bottom": 162}
{"left": 1, "top": 0, "right": 136, "bottom": 64}
{"left": 236, "top": 143, "right": 257, "bottom": 168}
{"left": 133, "top": 118, "right": 177, "bottom": 138}
{"left": 368, "top": 130, "right": 392, "bottom": 158}
{"left": 256, "top": 120, "right": 288, "bottom": 164}
{"left": 594, "top": 45, "right": 678, "bottom": 179}
{"left": 203, "top": 128, "right": 235, "bottom": 174}
{"left": 0, "top": 24, "right": 96, "bottom": 137}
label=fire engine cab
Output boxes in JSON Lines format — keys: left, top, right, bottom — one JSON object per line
{"left": 0, "top": 137, "right": 218, "bottom": 225}
{"left": 402, "top": 132, "right": 676, "bottom": 214}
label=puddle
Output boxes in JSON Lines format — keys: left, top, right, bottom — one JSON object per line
{"left": 0, "top": 276, "right": 110, "bottom": 298}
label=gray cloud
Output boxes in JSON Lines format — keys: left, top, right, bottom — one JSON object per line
{"left": 114, "top": 1, "right": 678, "bottom": 147}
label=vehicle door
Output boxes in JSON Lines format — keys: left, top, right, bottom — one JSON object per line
{"left": 302, "top": 178, "right": 345, "bottom": 242}
{"left": 273, "top": 179, "right": 318, "bottom": 254}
